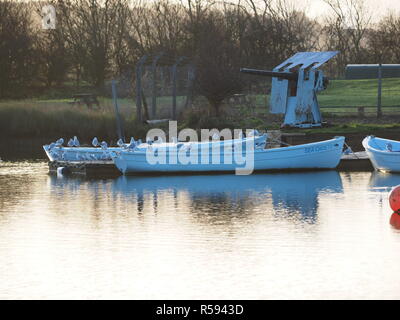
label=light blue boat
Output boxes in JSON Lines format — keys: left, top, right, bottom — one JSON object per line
{"left": 112, "top": 136, "right": 345, "bottom": 175}
{"left": 43, "top": 135, "right": 267, "bottom": 162}
{"left": 43, "top": 145, "right": 122, "bottom": 162}
{"left": 363, "top": 136, "right": 400, "bottom": 172}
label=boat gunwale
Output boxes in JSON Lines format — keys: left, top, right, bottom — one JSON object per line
{"left": 363, "top": 136, "right": 400, "bottom": 156}
{"left": 116, "top": 136, "right": 346, "bottom": 157}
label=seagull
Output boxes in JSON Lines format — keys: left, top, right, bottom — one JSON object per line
{"left": 68, "top": 139, "right": 74, "bottom": 147}
{"left": 73, "top": 136, "right": 80, "bottom": 147}
{"left": 117, "top": 138, "right": 125, "bottom": 147}
{"left": 127, "top": 138, "right": 136, "bottom": 150}
{"left": 56, "top": 138, "right": 64, "bottom": 146}
{"left": 248, "top": 129, "right": 260, "bottom": 137}
{"left": 155, "top": 137, "right": 163, "bottom": 144}
{"left": 49, "top": 142, "right": 56, "bottom": 150}
{"left": 92, "top": 137, "right": 99, "bottom": 147}
{"left": 100, "top": 141, "right": 108, "bottom": 150}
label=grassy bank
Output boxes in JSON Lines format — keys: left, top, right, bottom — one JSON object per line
{"left": 1, "top": 77, "right": 400, "bottom": 142}
{"left": 0, "top": 100, "right": 145, "bottom": 142}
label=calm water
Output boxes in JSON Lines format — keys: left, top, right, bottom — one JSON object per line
{"left": 0, "top": 161, "right": 399, "bottom": 299}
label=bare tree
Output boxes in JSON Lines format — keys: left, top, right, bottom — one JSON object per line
{"left": 322, "top": 0, "right": 372, "bottom": 75}
{"left": 0, "top": 0, "right": 40, "bottom": 97}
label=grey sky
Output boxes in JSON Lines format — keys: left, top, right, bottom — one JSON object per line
{"left": 302, "top": 0, "right": 400, "bottom": 19}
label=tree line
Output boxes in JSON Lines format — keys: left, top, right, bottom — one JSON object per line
{"left": 1, "top": 0, "right": 399, "bottom": 106}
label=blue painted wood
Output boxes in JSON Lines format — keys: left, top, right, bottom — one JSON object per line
{"left": 269, "top": 51, "right": 339, "bottom": 128}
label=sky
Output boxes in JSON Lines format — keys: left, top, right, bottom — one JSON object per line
{"left": 302, "top": 0, "right": 400, "bottom": 20}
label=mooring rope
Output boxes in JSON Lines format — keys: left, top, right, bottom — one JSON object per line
{"left": 343, "top": 141, "right": 359, "bottom": 159}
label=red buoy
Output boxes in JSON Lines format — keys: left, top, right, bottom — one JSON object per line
{"left": 390, "top": 212, "right": 400, "bottom": 230}
{"left": 389, "top": 185, "right": 400, "bottom": 212}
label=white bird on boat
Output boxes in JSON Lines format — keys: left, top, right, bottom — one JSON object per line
{"left": 73, "top": 136, "right": 80, "bottom": 147}
{"left": 55, "top": 138, "right": 64, "bottom": 146}
{"left": 248, "top": 129, "right": 259, "bottom": 137}
{"left": 101, "top": 141, "right": 108, "bottom": 150}
{"left": 117, "top": 139, "right": 125, "bottom": 147}
{"left": 155, "top": 137, "right": 163, "bottom": 144}
{"left": 68, "top": 139, "right": 74, "bottom": 147}
{"left": 92, "top": 137, "right": 99, "bottom": 147}
{"left": 48, "top": 142, "right": 56, "bottom": 150}
{"left": 127, "top": 138, "right": 136, "bottom": 150}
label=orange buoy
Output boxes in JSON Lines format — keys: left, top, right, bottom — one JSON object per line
{"left": 389, "top": 185, "right": 400, "bottom": 212}
{"left": 390, "top": 212, "right": 400, "bottom": 230}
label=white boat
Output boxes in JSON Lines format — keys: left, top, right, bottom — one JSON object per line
{"left": 43, "top": 134, "right": 267, "bottom": 162}
{"left": 362, "top": 136, "right": 400, "bottom": 172}
{"left": 43, "top": 144, "right": 121, "bottom": 162}
{"left": 112, "top": 136, "right": 345, "bottom": 175}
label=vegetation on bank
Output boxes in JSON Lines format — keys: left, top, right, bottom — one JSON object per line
{"left": 1, "top": 77, "right": 400, "bottom": 142}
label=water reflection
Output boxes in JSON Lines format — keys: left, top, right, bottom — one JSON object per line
{"left": 2, "top": 163, "right": 400, "bottom": 299}
{"left": 369, "top": 171, "right": 400, "bottom": 192}
{"left": 49, "top": 171, "right": 343, "bottom": 225}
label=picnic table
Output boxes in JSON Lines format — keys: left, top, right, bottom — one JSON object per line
{"left": 70, "top": 93, "right": 100, "bottom": 109}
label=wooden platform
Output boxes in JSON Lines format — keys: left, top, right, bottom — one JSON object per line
{"left": 338, "top": 151, "right": 374, "bottom": 171}
{"left": 48, "top": 152, "right": 374, "bottom": 177}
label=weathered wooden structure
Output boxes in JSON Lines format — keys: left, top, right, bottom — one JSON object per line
{"left": 241, "top": 51, "right": 339, "bottom": 128}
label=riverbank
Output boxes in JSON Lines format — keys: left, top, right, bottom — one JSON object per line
{"left": 2, "top": 96, "right": 400, "bottom": 161}
{"left": 2, "top": 127, "right": 400, "bottom": 161}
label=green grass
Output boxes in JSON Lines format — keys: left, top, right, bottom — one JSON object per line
{"left": 298, "top": 123, "right": 400, "bottom": 134}
{"left": 319, "top": 78, "right": 400, "bottom": 107}
{"left": 2, "top": 77, "right": 400, "bottom": 140}
{"left": 0, "top": 100, "right": 150, "bottom": 141}
{"left": 249, "top": 78, "right": 400, "bottom": 110}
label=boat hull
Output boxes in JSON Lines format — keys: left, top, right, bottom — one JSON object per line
{"left": 113, "top": 137, "right": 345, "bottom": 175}
{"left": 43, "top": 146, "right": 121, "bottom": 162}
{"left": 363, "top": 136, "right": 400, "bottom": 172}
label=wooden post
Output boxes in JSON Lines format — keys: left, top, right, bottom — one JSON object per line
{"left": 111, "top": 80, "right": 125, "bottom": 142}
{"left": 135, "top": 55, "right": 147, "bottom": 122}
{"left": 172, "top": 57, "right": 186, "bottom": 120}
{"left": 151, "top": 52, "right": 164, "bottom": 119}
{"left": 377, "top": 63, "right": 382, "bottom": 118}
{"left": 172, "top": 66, "right": 177, "bottom": 120}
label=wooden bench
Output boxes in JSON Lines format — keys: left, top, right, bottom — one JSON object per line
{"left": 70, "top": 94, "right": 100, "bottom": 109}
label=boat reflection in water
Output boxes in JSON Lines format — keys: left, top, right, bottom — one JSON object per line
{"left": 108, "top": 171, "right": 343, "bottom": 224}
{"left": 49, "top": 171, "right": 343, "bottom": 224}
{"left": 369, "top": 171, "right": 400, "bottom": 192}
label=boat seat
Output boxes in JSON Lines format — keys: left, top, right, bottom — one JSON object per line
{"left": 386, "top": 143, "right": 400, "bottom": 152}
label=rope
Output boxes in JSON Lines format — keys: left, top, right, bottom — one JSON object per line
{"left": 344, "top": 141, "right": 359, "bottom": 159}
